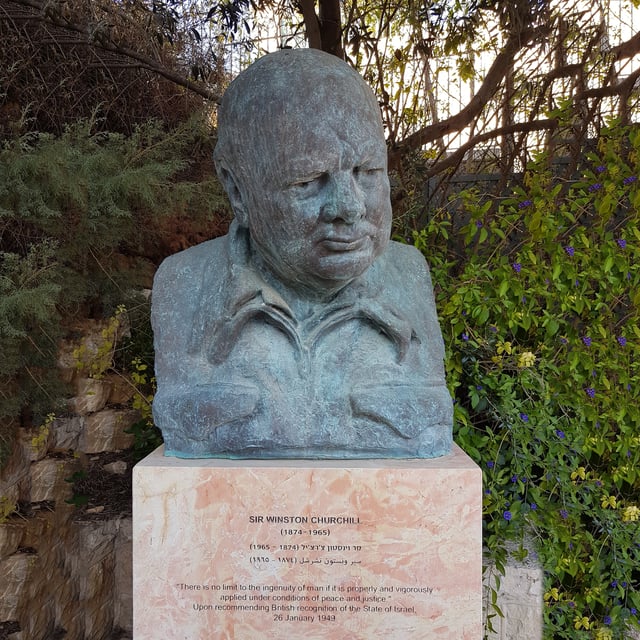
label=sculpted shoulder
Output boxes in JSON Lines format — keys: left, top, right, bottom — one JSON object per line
{"left": 385, "top": 239, "right": 431, "bottom": 273}
{"left": 154, "top": 235, "right": 227, "bottom": 288}
{"left": 375, "top": 240, "right": 435, "bottom": 299}
{"left": 152, "top": 235, "right": 230, "bottom": 331}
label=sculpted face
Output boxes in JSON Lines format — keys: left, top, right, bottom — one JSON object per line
{"left": 244, "top": 108, "right": 392, "bottom": 295}
{"left": 215, "top": 50, "right": 392, "bottom": 297}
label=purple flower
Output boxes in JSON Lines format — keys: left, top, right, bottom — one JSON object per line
{"left": 604, "top": 615, "right": 612, "bottom": 625}
{"left": 631, "top": 608, "right": 637, "bottom": 615}
{"left": 582, "top": 336, "right": 592, "bottom": 346}
{"left": 518, "top": 199, "right": 533, "bottom": 209}
{"left": 485, "top": 489, "right": 492, "bottom": 495}
{"left": 617, "top": 336, "right": 627, "bottom": 346}
{"left": 596, "top": 165, "right": 606, "bottom": 173}
{"left": 595, "top": 480, "right": 602, "bottom": 487}
{"left": 555, "top": 429, "right": 566, "bottom": 439}
{"left": 617, "top": 238, "right": 627, "bottom": 249}
{"left": 519, "top": 412, "right": 529, "bottom": 422}
{"left": 487, "top": 461, "right": 495, "bottom": 469}
{"left": 461, "top": 332, "right": 469, "bottom": 341}
{"left": 568, "top": 601, "right": 575, "bottom": 608}
{"left": 511, "top": 474, "right": 518, "bottom": 483}
{"left": 530, "top": 503, "right": 537, "bottom": 510}
{"left": 475, "top": 220, "right": 483, "bottom": 228}
{"left": 503, "top": 510, "right": 512, "bottom": 521}
{"left": 559, "top": 509, "right": 568, "bottom": 519}
{"left": 588, "top": 183, "right": 603, "bottom": 192}
{"left": 560, "top": 337, "right": 568, "bottom": 345}
{"left": 585, "top": 387, "right": 596, "bottom": 398}
{"left": 512, "top": 262, "right": 522, "bottom": 273}
{"left": 623, "top": 175, "right": 637, "bottom": 185}
{"left": 490, "top": 326, "right": 498, "bottom": 333}
{"left": 622, "top": 581, "right": 628, "bottom": 588}
{"left": 611, "top": 580, "right": 618, "bottom": 588}
{"left": 564, "top": 245, "right": 575, "bottom": 257}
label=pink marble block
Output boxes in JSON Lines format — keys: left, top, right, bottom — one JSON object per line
{"left": 133, "top": 445, "right": 482, "bottom": 639}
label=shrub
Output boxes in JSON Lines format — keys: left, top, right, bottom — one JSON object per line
{"left": 0, "top": 115, "right": 229, "bottom": 464}
{"left": 414, "top": 120, "right": 640, "bottom": 638}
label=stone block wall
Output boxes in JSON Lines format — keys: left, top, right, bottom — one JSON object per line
{"left": 484, "top": 554, "right": 544, "bottom": 640}
{"left": 0, "top": 319, "right": 136, "bottom": 640}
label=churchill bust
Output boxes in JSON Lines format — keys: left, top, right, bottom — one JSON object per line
{"left": 151, "top": 48, "right": 453, "bottom": 459}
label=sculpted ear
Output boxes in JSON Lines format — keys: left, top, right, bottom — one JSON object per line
{"left": 216, "top": 164, "right": 249, "bottom": 227}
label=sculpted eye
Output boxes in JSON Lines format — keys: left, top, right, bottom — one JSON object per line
{"left": 354, "top": 166, "right": 383, "bottom": 176}
{"left": 290, "top": 173, "right": 327, "bottom": 193}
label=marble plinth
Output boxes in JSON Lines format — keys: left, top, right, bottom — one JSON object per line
{"left": 133, "top": 445, "right": 481, "bottom": 639}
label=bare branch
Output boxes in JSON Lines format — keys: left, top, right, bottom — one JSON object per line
{"left": 6, "top": 0, "right": 221, "bottom": 103}
{"left": 425, "top": 119, "right": 558, "bottom": 177}
{"left": 389, "top": 25, "right": 551, "bottom": 164}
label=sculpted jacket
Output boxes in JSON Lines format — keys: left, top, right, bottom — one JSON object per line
{"left": 151, "top": 221, "right": 453, "bottom": 459}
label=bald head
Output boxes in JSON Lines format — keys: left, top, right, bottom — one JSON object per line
{"left": 214, "top": 49, "right": 385, "bottom": 192}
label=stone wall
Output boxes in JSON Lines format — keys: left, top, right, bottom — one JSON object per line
{"left": 0, "top": 319, "right": 136, "bottom": 640}
{"left": 485, "top": 551, "right": 544, "bottom": 640}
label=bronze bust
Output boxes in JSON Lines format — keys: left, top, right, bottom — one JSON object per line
{"left": 151, "top": 49, "right": 453, "bottom": 459}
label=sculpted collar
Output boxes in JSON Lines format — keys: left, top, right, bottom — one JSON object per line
{"left": 189, "top": 221, "right": 416, "bottom": 366}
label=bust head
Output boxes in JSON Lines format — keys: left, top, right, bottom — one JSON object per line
{"left": 214, "top": 48, "right": 392, "bottom": 297}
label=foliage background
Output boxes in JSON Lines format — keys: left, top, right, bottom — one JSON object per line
{"left": 412, "top": 120, "right": 640, "bottom": 639}
{"left": 2, "top": 1, "right": 640, "bottom": 638}
{"left": 0, "top": 116, "right": 230, "bottom": 462}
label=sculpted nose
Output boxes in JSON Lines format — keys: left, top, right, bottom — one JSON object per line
{"left": 320, "top": 172, "right": 365, "bottom": 224}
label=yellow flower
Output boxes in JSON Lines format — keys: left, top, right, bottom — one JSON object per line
{"left": 622, "top": 505, "right": 640, "bottom": 522}
{"left": 517, "top": 351, "right": 536, "bottom": 368}
{"left": 496, "top": 341, "right": 512, "bottom": 355}
{"left": 601, "top": 495, "right": 617, "bottom": 509}
{"left": 571, "top": 467, "right": 587, "bottom": 481}
{"left": 595, "top": 628, "right": 613, "bottom": 640}
{"left": 574, "top": 616, "right": 591, "bottom": 630}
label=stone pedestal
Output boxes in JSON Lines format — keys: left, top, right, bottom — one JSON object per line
{"left": 133, "top": 445, "right": 481, "bottom": 639}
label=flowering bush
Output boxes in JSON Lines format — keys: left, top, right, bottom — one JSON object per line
{"left": 414, "top": 122, "right": 640, "bottom": 638}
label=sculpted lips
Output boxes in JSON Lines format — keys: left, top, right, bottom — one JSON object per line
{"left": 320, "top": 235, "right": 369, "bottom": 252}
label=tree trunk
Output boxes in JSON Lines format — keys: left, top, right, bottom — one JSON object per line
{"left": 318, "top": 0, "right": 343, "bottom": 59}
{"left": 299, "top": 0, "right": 322, "bottom": 50}
{"left": 298, "top": 0, "right": 343, "bottom": 58}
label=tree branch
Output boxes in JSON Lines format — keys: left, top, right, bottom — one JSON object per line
{"left": 299, "top": 0, "right": 322, "bottom": 50}
{"left": 390, "top": 24, "right": 640, "bottom": 166}
{"left": 6, "top": 0, "right": 222, "bottom": 103}
{"left": 425, "top": 119, "right": 558, "bottom": 177}
{"left": 613, "top": 30, "right": 640, "bottom": 60}
{"left": 389, "top": 26, "right": 551, "bottom": 163}
{"left": 579, "top": 67, "right": 640, "bottom": 101}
